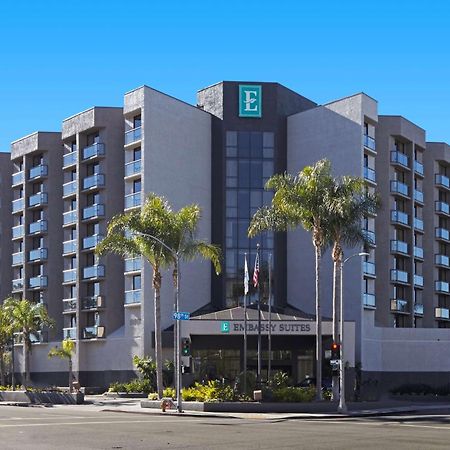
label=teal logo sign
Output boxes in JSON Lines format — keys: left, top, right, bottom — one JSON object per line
{"left": 221, "top": 321, "right": 230, "bottom": 333}
{"left": 239, "top": 85, "right": 262, "bottom": 118}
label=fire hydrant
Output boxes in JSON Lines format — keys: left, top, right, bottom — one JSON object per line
{"left": 160, "top": 398, "right": 174, "bottom": 412}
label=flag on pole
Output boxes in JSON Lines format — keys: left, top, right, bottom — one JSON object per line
{"left": 253, "top": 251, "right": 260, "bottom": 288}
{"left": 244, "top": 254, "right": 249, "bottom": 295}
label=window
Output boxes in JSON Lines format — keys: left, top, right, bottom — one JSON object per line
{"left": 133, "top": 179, "right": 141, "bottom": 193}
{"left": 133, "top": 147, "right": 141, "bottom": 161}
{"left": 87, "top": 133, "right": 100, "bottom": 146}
{"left": 132, "top": 275, "right": 141, "bottom": 290}
{"left": 133, "top": 115, "right": 141, "bottom": 129}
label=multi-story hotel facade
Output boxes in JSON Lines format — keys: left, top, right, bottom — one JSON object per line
{"left": 4, "top": 81, "right": 450, "bottom": 397}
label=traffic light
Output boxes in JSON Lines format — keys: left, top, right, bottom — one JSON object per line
{"left": 331, "top": 342, "right": 340, "bottom": 360}
{"left": 181, "top": 338, "right": 191, "bottom": 357}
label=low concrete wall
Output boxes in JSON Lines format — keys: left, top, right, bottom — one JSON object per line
{"left": 0, "top": 391, "right": 84, "bottom": 405}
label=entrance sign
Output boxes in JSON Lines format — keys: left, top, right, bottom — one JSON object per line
{"left": 239, "top": 85, "right": 262, "bottom": 118}
{"left": 221, "top": 321, "right": 230, "bottom": 333}
{"left": 219, "top": 320, "right": 313, "bottom": 335}
{"left": 173, "top": 311, "right": 190, "bottom": 321}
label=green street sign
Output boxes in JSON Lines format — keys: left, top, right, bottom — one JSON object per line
{"left": 221, "top": 321, "right": 230, "bottom": 333}
{"left": 239, "top": 85, "right": 262, "bottom": 118}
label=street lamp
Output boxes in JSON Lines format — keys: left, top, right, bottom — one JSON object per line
{"left": 132, "top": 231, "right": 182, "bottom": 413}
{"left": 338, "top": 251, "right": 369, "bottom": 413}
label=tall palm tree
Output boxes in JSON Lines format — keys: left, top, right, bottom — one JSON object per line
{"left": 3, "top": 298, "right": 54, "bottom": 386}
{"left": 327, "top": 176, "right": 379, "bottom": 399}
{"left": 0, "top": 305, "right": 14, "bottom": 386}
{"left": 48, "top": 339, "right": 76, "bottom": 393}
{"left": 249, "top": 159, "right": 334, "bottom": 400}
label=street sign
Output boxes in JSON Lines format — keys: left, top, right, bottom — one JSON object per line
{"left": 173, "top": 311, "right": 190, "bottom": 321}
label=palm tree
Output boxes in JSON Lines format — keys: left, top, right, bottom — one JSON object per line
{"left": 3, "top": 298, "right": 54, "bottom": 386}
{"left": 48, "top": 339, "right": 76, "bottom": 393}
{"left": 0, "top": 305, "right": 14, "bottom": 386}
{"left": 327, "top": 176, "right": 379, "bottom": 399}
{"left": 248, "top": 159, "right": 334, "bottom": 400}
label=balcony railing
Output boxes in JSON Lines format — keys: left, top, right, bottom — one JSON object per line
{"left": 63, "top": 269, "right": 77, "bottom": 283}
{"left": 362, "top": 229, "right": 376, "bottom": 245}
{"left": 63, "top": 180, "right": 77, "bottom": 197}
{"left": 391, "top": 269, "right": 409, "bottom": 283}
{"left": 28, "top": 192, "right": 48, "bottom": 207}
{"left": 63, "top": 209, "right": 77, "bottom": 225}
{"left": 125, "top": 258, "right": 141, "bottom": 273}
{"left": 12, "top": 170, "right": 24, "bottom": 185}
{"left": 82, "top": 142, "right": 105, "bottom": 160}
{"left": 391, "top": 210, "right": 409, "bottom": 226}
{"left": 436, "top": 174, "right": 450, "bottom": 189}
{"left": 12, "top": 224, "right": 24, "bottom": 239}
{"left": 125, "top": 160, "right": 141, "bottom": 177}
{"left": 363, "top": 261, "right": 376, "bottom": 276}
{"left": 390, "top": 299, "right": 408, "bottom": 313}
{"left": 414, "top": 190, "right": 424, "bottom": 203}
{"left": 83, "top": 326, "right": 105, "bottom": 339}
{"left": 12, "top": 278, "right": 23, "bottom": 291}
{"left": 414, "top": 246, "right": 424, "bottom": 259}
{"left": 435, "top": 281, "right": 450, "bottom": 293}
{"left": 63, "top": 299, "right": 77, "bottom": 313}
{"left": 414, "top": 217, "right": 424, "bottom": 231}
{"left": 436, "top": 228, "right": 450, "bottom": 241}
{"left": 82, "top": 234, "right": 103, "bottom": 250}
{"left": 414, "top": 160, "right": 424, "bottom": 176}
{"left": 82, "top": 295, "right": 104, "bottom": 310}
{"left": 12, "top": 198, "right": 25, "bottom": 213}
{"left": 82, "top": 204, "right": 104, "bottom": 220}
{"left": 414, "top": 303, "right": 424, "bottom": 316}
{"left": 363, "top": 134, "right": 376, "bottom": 151}
{"left": 414, "top": 274, "right": 424, "bottom": 287}
{"left": 63, "top": 239, "right": 77, "bottom": 254}
{"left": 390, "top": 180, "right": 409, "bottom": 196}
{"left": 83, "top": 265, "right": 105, "bottom": 280}
{"left": 29, "top": 164, "right": 48, "bottom": 180}
{"left": 63, "top": 151, "right": 77, "bottom": 168}
{"left": 436, "top": 201, "right": 450, "bottom": 215}
{"left": 29, "top": 275, "right": 48, "bottom": 289}
{"left": 125, "top": 192, "right": 141, "bottom": 209}
{"left": 363, "top": 166, "right": 376, "bottom": 183}
{"left": 29, "top": 248, "right": 48, "bottom": 262}
{"left": 125, "top": 289, "right": 141, "bottom": 305}
{"left": 391, "top": 240, "right": 408, "bottom": 254}
{"left": 63, "top": 327, "right": 77, "bottom": 340}
{"left": 363, "top": 293, "right": 376, "bottom": 308}
{"left": 29, "top": 219, "right": 47, "bottom": 234}
{"left": 82, "top": 173, "right": 105, "bottom": 190}
{"left": 125, "top": 127, "right": 142, "bottom": 145}
{"left": 15, "top": 330, "right": 47, "bottom": 344}
{"left": 435, "top": 254, "right": 450, "bottom": 268}
{"left": 435, "top": 307, "right": 450, "bottom": 320}
{"left": 12, "top": 252, "right": 24, "bottom": 266}
{"left": 391, "top": 151, "right": 409, "bottom": 168}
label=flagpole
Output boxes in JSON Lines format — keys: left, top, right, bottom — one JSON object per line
{"left": 268, "top": 253, "right": 272, "bottom": 380}
{"left": 243, "top": 253, "right": 248, "bottom": 396}
{"left": 256, "top": 243, "right": 262, "bottom": 387}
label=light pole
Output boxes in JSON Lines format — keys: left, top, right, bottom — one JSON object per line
{"left": 132, "top": 231, "right": 182, "bottom": 413}
{"left": 338, "top": 251, "right": 369, "bottom": 413}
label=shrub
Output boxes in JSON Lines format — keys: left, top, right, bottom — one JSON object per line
{"left": 269, "top": 371, "right": 291, "bottom": 389}
{"left": 234, "top": 371, "right": 257, "bottom": 395}
{"left": 108, "top": 378, "right": 154, "bottom": 394}
{"left": 272, "top": 387, "right": 315, "bottom": 403}
{"left": 148, "top": 392, "right": 159, "bottom": 400}
{"left": 181, "top": 380, "right": 236, "bottom": 402}
{"left": 163, "top": 387, "right": 176, "bottom": 399}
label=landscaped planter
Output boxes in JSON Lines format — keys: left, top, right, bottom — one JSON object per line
{"left": 104, "top": 391, "right": 148, "bottom": 399}
{"left": 390, "top": 393, "right": 450, "bottom": 402}
{"left": 0, "top": 390, "right": 84, "bottom": 405}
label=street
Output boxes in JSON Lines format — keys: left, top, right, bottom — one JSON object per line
{"left": 1, "top": 405, "right": 450, "bottom": 449}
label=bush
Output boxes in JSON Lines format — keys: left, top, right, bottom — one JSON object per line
{"left": 391, "top": 383, "right": 450, "bottom": 396}
{"left": 108, "top": 378, "right": 154, "bottom": 394}
{"left": 182, "top": 380, "right": 236, "bottom": 402}
{"left": 269, "top": 371, "right": 291, "bottom": 389}
{"left": 272, "top": 387, "right": 315, "bottom": 403}
{"left": 148, "top": 392, "right": 159, "bottom": 400}
{"left": 163, "top": 387, "right": 176, "bottom": 399}
{"left": 234, "top": 371, "right": 257, "bottom": 395}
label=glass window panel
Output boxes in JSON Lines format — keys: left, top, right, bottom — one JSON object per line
{"left": 226, "top": 250, "right": 236, "bottom": 272}
{"left": 263, "top": 191, "right": 273, "bottom": 206}
{"left": 226, "top": 190, "right": 237, "bottom": 207}
{"left": 226, "top": 177, "right": 237, "bottom": 188}
{"left": 250, "top": 191, "right": 262, "bottom": 209}
{"left": 226, "top": 131, "right": 237, "bottom": 146}
{"left": 226, "top": 160, "right": 237, "bottom": 177}
{"left": 238, "top": 132, "right": 250, "bottom": 158}
{"left": 250, "top": 132, "right": 263, "bottom": 158}
{"left": 238, "top": 221, "right": 249, "bottom": 248}
{"left": 263, "top": 161, "right": 274, "bottom": 178}
{"left": 263, "top": 132, "right": 274, "bottom": 148}
{"left": 250, "top": 161, "right": 263, "bottom": 188}
{"left": 238, "top": 191, "right": 250, "bottom": 218}
{"left": 226, "top": 146, "right": 237, "bottom": 157}
{"left": 226, "top": 207, "right": 237, "bottom": 218}
{"left": 263, "top": 147, "right": 274, "bottom": 159}
{"left": 238, "top": 161, "right": 250, "bottom": 188}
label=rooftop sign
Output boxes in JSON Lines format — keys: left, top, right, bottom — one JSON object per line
{"left": 239, "top": 85, "right": 262, "bottom": 118}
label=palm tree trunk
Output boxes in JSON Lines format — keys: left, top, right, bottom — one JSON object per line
{"left": 0, "top": 349, "right": 4, "bottom": 386}
{"left": 153, "top": 270, "right": 164, "bottom": 399}
{"left": 69, "top": 358, "right": 73, "bottom": 393}
{"left": 332, "top": 257, "right": 339, "bottom": 401}
{"left": 23, "top": 337, "right": 30, "bottom": 387}
{"left": 315, "top": 243, "right": 323, "bottom": 401}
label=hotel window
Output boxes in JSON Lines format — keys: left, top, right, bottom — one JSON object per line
{"left": 133, "top": 115, "right": 141, "bottom": 129}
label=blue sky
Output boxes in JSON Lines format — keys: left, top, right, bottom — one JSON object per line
{"left": 1, "top": 0, "right": 449, "bottom": 151}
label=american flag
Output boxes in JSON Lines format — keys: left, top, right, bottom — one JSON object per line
{"left": 253, "top": 251, "right": 260, "bottom": 288}
{"left": 244, "top": 254, "right": 249, "bottom": 295}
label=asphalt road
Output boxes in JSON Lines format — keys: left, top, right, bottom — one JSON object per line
{"left": 1, "top": 405, "right": 450, "bottom": 449}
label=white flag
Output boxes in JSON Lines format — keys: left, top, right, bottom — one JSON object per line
{"left": 244, "top": 254, "right": 249, "bottom": 295}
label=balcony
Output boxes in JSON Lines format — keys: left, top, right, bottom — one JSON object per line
{"left": 83, "top": 265, "right": 105, "bottom": 280}
{"left": 413, "top": 190, "right": 424, "bottom": 203}
{"left": 125, "top": 160, "right": 141, "bottom": 177}
{"left": 125, "top": 127, "right": 142, "bottom": 145}
{"left": 363, "top": 293, "right": 376, "bottom": 308}
{"left": 63, "top": 151, "right": 77, "bottom": 168}
{"left": 414, "top": 217, "right": 424, "bottom": 232}
{"left": 414, "top": 303, "right": 424, "bottom": 316}
{"left": 436, "top": 174, "right": 450, "bottom": 190}
{"left": 12, "top": 252, "right": 24, "bottom": 266}
{"left": 63, "top": 299, "right": 77, "bottom": 313}
{"left": 435, "top": 307, "right": 450, "bottom": 320}
{"left": 413, "top": 246, "right": 424, "bottom": 259}
{"left": 63, "top": 269, "right": 77, "bottom": 283}
{"left": 29, "top": 275, "right": 48, "bottom": 289}
{"left": 29, "top": 219, "right": 47, "bottom": 235}
{"left": 12, "top": 278, "right": 23, "bottom": 291}
{"left": 63, "top": 209, "right": 77, "bottom": 226}
{"left": 125, "top": 192, "right": 141, "bottom": 209}
{"left": 390, "top": 180, "right": 409, "bottom": 197}
{"left": 363, "top": 261, "right": 376, "bottom": 277}
{"left": 391, "top": 299, "right": 408, "bottom": 313}
{"left": 63, "top": 239, "right": 77, "bottom": 254}
{"left": 82, "top": 204, "right": 104, "bottom": 220}
{"left": 125, "top": 257, "right": 141, "bottom": 273}
{"left": 125, "top": 289, "right": 141, "bottom": 305}
{"left": 391, "top": 210, "right": 409, "bottom": 226}
{"left": 436, "top": 228, "right": 450, "bottom": 241}
{"left": 15, "top": 330, "right": 48, "bottom": 344}
{"left": 12, "top": 224, "right": 24, "bottom": 239}
{"left": 363, "top": 167, "right": 376, "bottom": 183}
{"left": 435, "top": 281, "right": 450, "bottom": 294}
{"left": 82, "top": 234, "right": 103, "bottom": 250}
{"left": 12, "top": 198, "right": 25, "bottom": 213}
{"left": 63, "top": 180, "right": 77, "bottom": 197}
{"left": 391, "top": 240, "right": 408, "bottom": 254}
{"left": 82, "top": 326, "right": 105, "bottom": 339}
{"left": 362, "top": 229, "right": 376, "bottom": 246}
{"left": 12, "top": 170, "right": 24, "bottom": 186}
{"left": 82, "top": 173, "right": 105, "bottom": 191}
{"left": 29, "top": 248, "right": 48, "bottom": 262}
{"left": 391, "top": 269, "right": 409, "bottom": 284}
{"left": 63, "top": 327, "right": 77, "bottom": 340}
{"left": 82, "top": 295, "right": 105, "bottom": 310}
{"left": 28, "top": 164, "right": 48, "bottom": 180}
{"left": 414, "top": 160, "right": 424, "bottom": 176}
{"left": 82, "top": 142, "right": 105, "bottom": 161}
{"left": 28, "top": 192, "right": 48, "bottom": 208}
{"left": 391, "top": 151, "right": 409, "bottom": 168}
{"left": 436, "top": 201, "right": 450, "bottom": 216}
{"left": 414, "top": 274, "right": 424, "bottom": 287}
{"left": 363, "top": 134, "right": 376, "bottom": 152}
{"left": 435, "top": 254, "right": 450, "bottom": 268}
